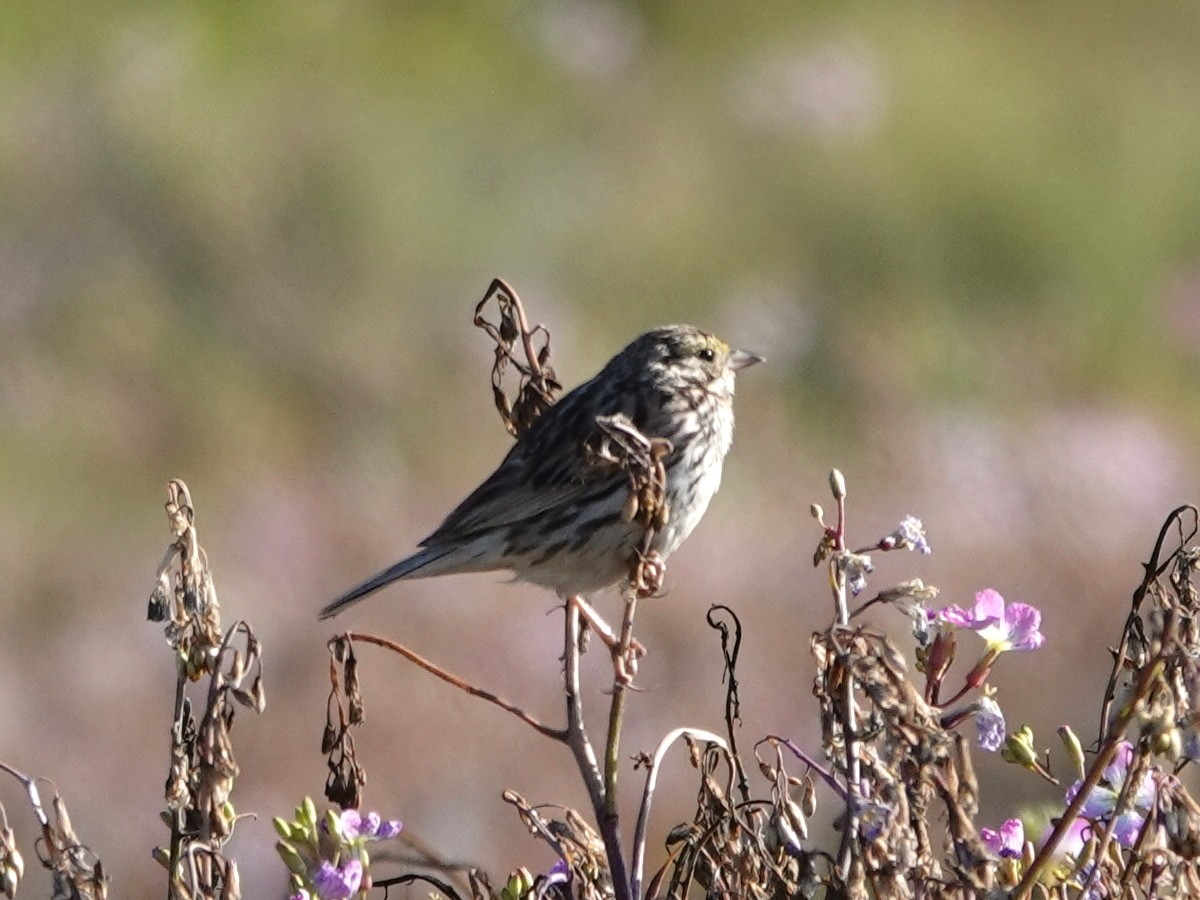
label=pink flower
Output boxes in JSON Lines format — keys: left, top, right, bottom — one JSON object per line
{"left": 981, "top": 818, "right": 1024, "bottom": 859}
{"left": 337, "top": 809, "right": 403, "bottom": 841}
{"left": 939, "top": 589, "right": 1044, "bottom": 653}
{"left": 312, "top": 859, "right": 363, "bottom": 899}
{"left": 1065, "top": 742, "right": 1157, "bottom": 848}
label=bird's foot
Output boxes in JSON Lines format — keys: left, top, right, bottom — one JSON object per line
{"left": 632, "top": 550, "right": 667, "bottom": 598}
{"left": 569, "top": 595, "right": 646, "bottom": 687}
{"left": 611, "top": 639, "right": 646, "bottom": 688}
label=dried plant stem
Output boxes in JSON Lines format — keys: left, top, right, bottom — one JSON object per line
{"left": 473, "top": 278, "right": 560, "bottom": 437}
{"left": 0, "top": 762, "right": 48, "bottom": 828}
{"left": 605, "top": 590, "right": 639, "bottom": 812}
{"left": 1014, "top": 620, "right": 1172, "bottom": 897}
{"left": 487, "top": 278, "right": 547, "bottom": 386}
{"left": 630, "top": 728, "right": 730, "bottom": 898}
{"left": 829, "top": 484, "right": 862, "bottom": 880}
{"left": 1098, "top": 505, "right": 1197, "bottom": 736}
{"left": 342, "top": 601, "right": 638, "bottom": 899}
{"left": 706, "top": 605, "right": 753, "bottom": 803}
{"left": 152, "top": 479, "right": 260, "bottom": 900}
{"left": 166, "top": 675, "right": 188, "bottom": 879}
{"left": 340, "top": 631, "right": 565, "bottom": 740}
{"left": 563, "top": 598, "right": 632, "bottom": 900}
{"left": 592, "top": 590, "right": 638, "bottom": 900}
{"left": 563, "top": 599, "right": 605, "bottom": 808}
{"left": 762, "top": 734, "right": 847, "bottom": 800}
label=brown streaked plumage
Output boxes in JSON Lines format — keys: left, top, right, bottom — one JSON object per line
{"left": 320, "top": 325, "right": 762, "bottom": 619}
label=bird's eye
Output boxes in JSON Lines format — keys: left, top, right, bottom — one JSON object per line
{"left": 697, "top": 347, "right": 716, "bottom": 362}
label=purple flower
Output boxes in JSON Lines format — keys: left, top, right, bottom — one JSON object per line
{"left": 312, "top": 859, "right": 363, "bottom": 900}
{"left": 544, "top": 858, "right": 570, "bottom": 886}
{"left": 373, "top": 818, "right": 403, "bottom": 839}
{"left": 1039, "top": 819, "right": 1110, "bottom": 899}
{"left": 939, "top": 589, "right": 1044, "bottom": 653}
{"left": 855, "top": 799, "right": 892, "bottom": 842}
{"left": 337, "top": 809, "right": 403, "bottom": 842}
{"left": 886, "top": 516, "right": 931, "bottom": 554}
{"left": 840, "top": 553, "right": 874, "bottom": 596}
{"left": 975, "top": 697, "right": 1006, "bottom": 752}
{"left": 981, "top": 818, "right": 1024, "bottom": 859}
{"left": 1041, "top": 816, "right": 1093, "bottom": 860}
{"left": 1064, "top": 742, "right": 1157, "bottom": 848}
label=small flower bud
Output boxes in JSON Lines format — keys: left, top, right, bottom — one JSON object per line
{"left": 325, "top": 809, "right": 343, "bottom": 839}
{"left": 1154, "top": 726, "right": 1181, "bottom": 758}
{"left": 773, "top": 806, "right": 804, "bottom": 854}
{"left": 501, "top": 867, "right": 535, "bottom": 900}
{"left": 301, "top": 797, "right": 318, "bottom": 827}
{"left": 784, "top": 798, "right": 809, "bottom": 842}
{"left": 964, "top": 649, "right": 999, "bottom": 689}
{"left": 1057, "top": 726, "right": 1086, "bottom": 781}
{"left": 1001, "top": 725, "right": 1039, "bottom": 770}
{"left": 922, "top": 629, "right": 956, "bottom": 682}
{"left": 829, "top": 469, "right": 846, "bottom": 499}
{"left": 801, "top": 776, "right": 817, "bottom": 816}
{"left": 275, "top": 841, "right": 308, "bottom": 878}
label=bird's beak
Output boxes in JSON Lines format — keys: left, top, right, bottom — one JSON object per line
{"left": 729, "top": 349, "right": 765, "bottom": 371}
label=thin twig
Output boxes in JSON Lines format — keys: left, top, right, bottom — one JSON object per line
{"left": 374, "top": 871, "right": 465, "bottom": 900}
{"left": 562, "top": 601, "right": 605, "bottom": 806}
{"left": 501, "top": 790, "right": 570, "bottom": 858}
{"left": 597, "top": 590, "right": 637, "bottom": 900}
{"left": 605, "top": 588, "right": 639, "bottom": 815}
{"left": 562, "top": 600, "right": 631, "bottom": 900}
{"left": 340, "top": 631, "right": 565, "bottom": 740}
{"left": 706, "top": 605, "right": 752, "bottom": 804}
{"left": 0, "top": 762, "right": 49, "bottom": 828}
{"left": 760, "top": 735, "right": 847, "bottom": 801}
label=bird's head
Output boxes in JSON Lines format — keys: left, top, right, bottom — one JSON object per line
{"left": 634, "top": 325, "right": 764, "bottom": 394}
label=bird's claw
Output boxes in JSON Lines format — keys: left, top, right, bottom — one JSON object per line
{"left": 611, "top": 637, "right": 646, "bottom": 688}
{"left": 632, "top": 550, "right": 667, "bottom": 598}
{"left": 567, "top": 596, "right": 647, "bottom": 687}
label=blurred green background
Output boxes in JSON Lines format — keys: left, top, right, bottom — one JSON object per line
{"left": 3, "top": 1, "right": 1200, "bottom": 895}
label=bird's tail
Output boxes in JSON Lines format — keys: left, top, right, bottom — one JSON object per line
{"left": 319, "top": 546, "right": 452, "bottom": 620}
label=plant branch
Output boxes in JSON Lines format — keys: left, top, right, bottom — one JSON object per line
{"left": 339, "top": 631, "right": 566, "bottom": 740}
{"left": 562, "top": 599, "right": 631, "bottom": 900}
{"left": 828, "top": 470, "right": 861, "bottom": 880}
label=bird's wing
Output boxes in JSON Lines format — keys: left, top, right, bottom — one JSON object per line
{"left": 421, "top": 376, "right": 636, "bottom": 543}
{"left": 424, "top": 477, "right": 594, "bottom": 543}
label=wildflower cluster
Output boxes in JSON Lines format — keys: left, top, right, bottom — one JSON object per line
{"left": 277, "top": 476, "right": 1200, "bottom": 899}
{"left": 1064, "top": 742, "right": 1159, "bottom": 850}
{"left": 275, "top": 799, "right": 403, "bottom": 900}
{"left": 927, "top": 587, "right": 1046, "bottom": 754}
